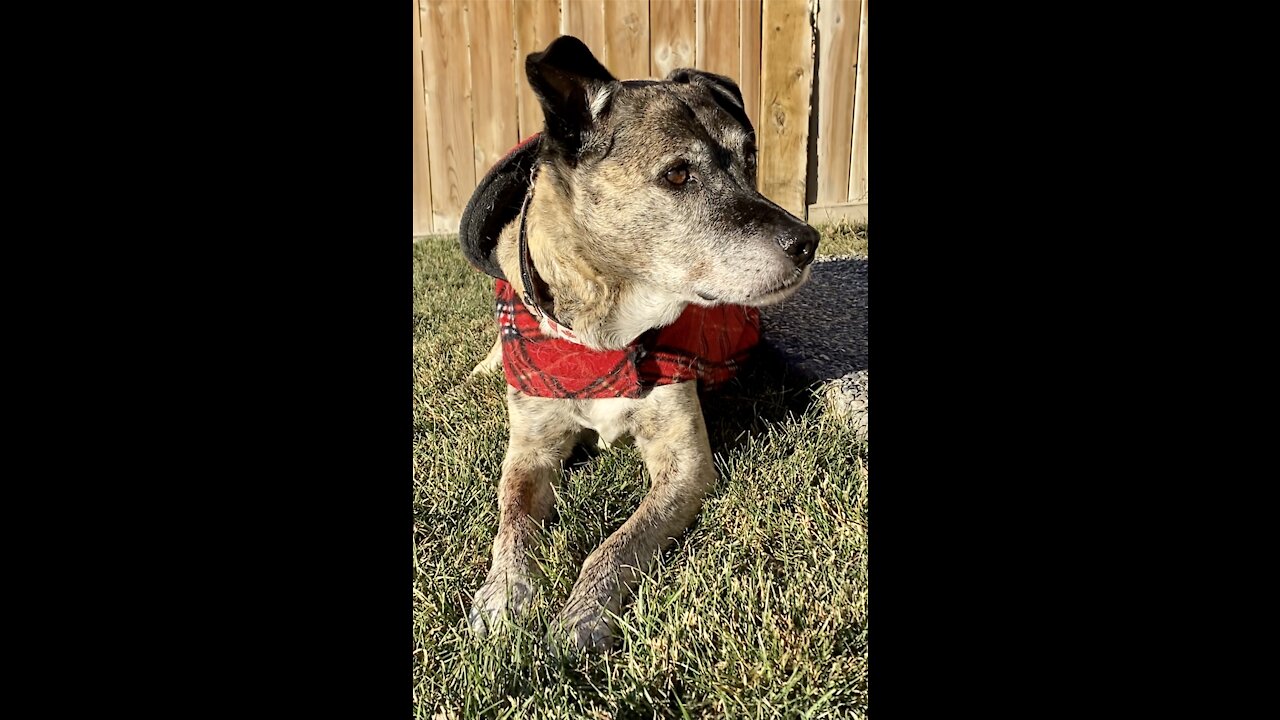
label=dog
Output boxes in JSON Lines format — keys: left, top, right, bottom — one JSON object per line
{"left": 461, "top": 35, "right": 820, "bottom": 653}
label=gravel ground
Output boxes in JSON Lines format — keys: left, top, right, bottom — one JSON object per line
{"left": 760, "top": 255, "right": 868, "bottom": 438}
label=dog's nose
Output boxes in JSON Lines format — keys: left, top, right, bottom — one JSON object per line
{"left": 777, "top": 225, "right": 820, "bottom": 268}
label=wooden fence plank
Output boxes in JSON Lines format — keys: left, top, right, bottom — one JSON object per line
{"left": 563, "top": 0, "right": 606, "bottom": 53}
{"left": 807, "top": 199, "right": 866, "bottom": 224}
{"left": 411, "top": 0, "right": 865, "bottom": 235}
{"left": 650, "top": 0, "right": 696, "bottom": 78}
{"left": 759, "top": 0, "right": 814, "bottom": 217}
{"left": 468, "top": 0, "right": 519, "bottom": 178}
{"left": 696, "top": 0, "right": 740, "bottom": 80}
{"left": 514, "top": 0, "right": 561, "bottom": 139}
{"left": 604, "top": 0, "right": 651, "bottom": 80}
{"left": 847, "top": 0, "right": 867, "bottom": 203}
{"left": 739, "top": 0, "right": 762, "bottom": 132}
{"left": 815, "top": 0, "right": 859, "bottom": 203}
{"left": 422, "top": 0, "right": 477, "bottom": 233}
{"left": 413, "top": 0, "right": 434, "bottom": 235}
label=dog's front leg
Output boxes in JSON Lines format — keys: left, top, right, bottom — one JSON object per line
{"left": 551, "top": 383, "right": 716, "bottom": 652}
{"left": 469, "top": 390, "right": 577, "bottom": 637}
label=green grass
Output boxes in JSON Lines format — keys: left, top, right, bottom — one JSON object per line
{"left": 414, "top": 226, "right": 868, "bottom": 719}
{"left": 810, "top": 219, "right": 868, "bottom": 257}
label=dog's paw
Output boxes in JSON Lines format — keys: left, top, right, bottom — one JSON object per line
{"left": 467, "top": 573, "right": 534, "bottom": 637}
{"left": 546, "top": 599, "right": 617, "bottom": 655}
{"left": 468, "top": 359, "right": 500, "bottom": 377}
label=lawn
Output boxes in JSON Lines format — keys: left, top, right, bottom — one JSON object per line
{"left": 413, "top": 223, "right": 869, "bottom": 719}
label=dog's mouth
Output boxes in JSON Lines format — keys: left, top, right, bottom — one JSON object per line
{"left": 695, "top": 266, "right": 811, "bottom": 306}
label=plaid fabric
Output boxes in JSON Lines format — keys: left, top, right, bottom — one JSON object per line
{"left": 496, "top": 279, "right": 760, "bottom": 399}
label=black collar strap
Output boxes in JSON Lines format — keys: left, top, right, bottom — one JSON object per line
{"left": 517, "top": 167, "right": 577, "bottom": 337}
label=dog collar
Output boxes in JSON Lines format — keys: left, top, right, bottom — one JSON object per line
{"left": 516, "top": 168, "right": 582, "bottom": 344}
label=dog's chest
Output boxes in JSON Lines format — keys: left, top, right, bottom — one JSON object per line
{"left": 569, "top": 396, "right": 642, "bottom": 445}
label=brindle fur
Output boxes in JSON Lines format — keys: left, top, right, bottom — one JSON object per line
{"left": 467, "top": 36, "right": 819, "bottom": 653}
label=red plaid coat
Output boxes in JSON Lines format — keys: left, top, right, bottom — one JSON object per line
{"left": 496, "top": 279, "right": 759, "bottom": 399}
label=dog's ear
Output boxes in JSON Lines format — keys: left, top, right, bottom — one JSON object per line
{"left": 526, "top": 36, "right": 617, "bottom": 160}
{"left": 666, "top": 68, "right": 754, "bottom": 136}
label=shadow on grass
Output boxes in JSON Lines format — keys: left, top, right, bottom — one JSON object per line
{"left": 700, "top": 342, "right": 820, "bottom": 453}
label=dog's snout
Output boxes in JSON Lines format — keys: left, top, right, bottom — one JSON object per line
{"left": 777, "top": 225, "right": 820, "bottom": 268}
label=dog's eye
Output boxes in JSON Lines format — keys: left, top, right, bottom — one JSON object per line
{"left": 665, "top": 166, "right": 690, "bottom": 186}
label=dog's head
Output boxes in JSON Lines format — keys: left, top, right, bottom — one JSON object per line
{"left": 526, "top": 36, "right": 819, "bottom": 308}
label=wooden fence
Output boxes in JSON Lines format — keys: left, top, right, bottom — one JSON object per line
{"left": 413, "top": 0, "right": 867, "bottom": 236}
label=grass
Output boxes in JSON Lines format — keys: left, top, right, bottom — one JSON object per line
{"left": 809, "top": 218, "right": 868, "bottom": 258}
{"left": 413, "top": 223, "right": 868, "bottom": 719}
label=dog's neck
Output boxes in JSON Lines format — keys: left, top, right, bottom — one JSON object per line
{"left": 497, "top": 171, "right": 687, "bottom": 351}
